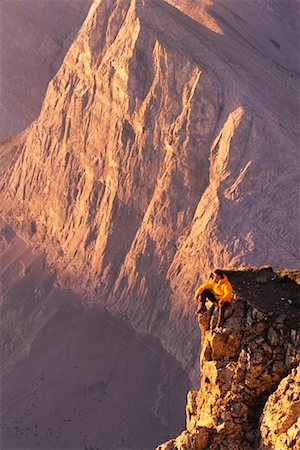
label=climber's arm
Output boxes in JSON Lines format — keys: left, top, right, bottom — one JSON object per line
{"left": 194, "top": 281, "right": 213, "bottom": 301}
{"left": 219, "top": 283, "right": 233, "bottom": 305}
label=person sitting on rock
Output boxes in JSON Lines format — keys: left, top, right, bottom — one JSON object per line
{"left": 194, "top": 269, "right": 233, "bottom": 327}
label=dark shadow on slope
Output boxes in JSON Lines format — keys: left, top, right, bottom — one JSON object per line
{"left": 224, "top": 266, "right": 300, "bottom": 319}
{"left": 0, "top": 222, "right": 191, "bottom": 450}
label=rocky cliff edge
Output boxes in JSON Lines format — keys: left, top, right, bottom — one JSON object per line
{"left": 157, "top": 266, "right": 300, "bottom": 450}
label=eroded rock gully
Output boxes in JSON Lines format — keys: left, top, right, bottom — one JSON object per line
{"left": 157, "top": 267, "right": 300, "bottom": 450}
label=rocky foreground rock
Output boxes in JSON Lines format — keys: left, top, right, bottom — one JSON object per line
{"left": 157, "top": 267, "right": 300, "bottom": 449}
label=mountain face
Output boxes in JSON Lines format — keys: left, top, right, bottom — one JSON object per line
{"left": 157, "top": 267, "right": 300, "bottom": 449}
{"left": 1, "top": 0, "right": 300, "bottom": 383}
{"left": 0, "top": 0, "right": 92, "bottom": 140}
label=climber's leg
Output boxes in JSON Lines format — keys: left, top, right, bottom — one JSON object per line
{"left": 217, "top": 304, "right": 225, "bottom": 328}
{"left": 197, "top": 289, "right": 218, "bottom": 314}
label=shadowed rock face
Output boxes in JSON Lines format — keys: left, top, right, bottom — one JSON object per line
{"left": 0, "top": 222, "right": 190, "bottom": 450}
{"left": 260, "top": 366, "right": 300, "bottom": 449}
{"left": 0, "top": 0, "right": 92, "bottom": 139}
{"left": 156, "top": 267, "right": 300, "bottom": 449}
{"left": 1, "top": 0, "right": 299, "bottom": 383}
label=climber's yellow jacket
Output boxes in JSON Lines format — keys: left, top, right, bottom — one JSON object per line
{"left": 194, "top": 275, "right": 233, "bottom": 304}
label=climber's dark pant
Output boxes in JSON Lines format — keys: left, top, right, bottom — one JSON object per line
{"left": 198, "top": 290, "right": 225, "bottom": 327}
{"left": 200, "top": 289, "right": 219, "bottom": 305}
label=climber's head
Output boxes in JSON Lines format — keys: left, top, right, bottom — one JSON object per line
{"left": 214, "top": 269, "right": 225, "bottom": 281}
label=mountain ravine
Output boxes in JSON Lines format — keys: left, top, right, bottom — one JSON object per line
{"left": 0, "top": 221, "right": 190, "bottom": 449}
{"left": 1, "top": 0, "right": 299, "bottom": 387}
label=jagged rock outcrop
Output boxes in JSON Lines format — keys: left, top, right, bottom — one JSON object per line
{"left": 260, "top": 366, "right": 300, "bottom": 450}
{"left": 1, "top": 0, "right": 300, "bottom": 383}
{"left": 156, "top": 267, "right": 300, "bottom": 449}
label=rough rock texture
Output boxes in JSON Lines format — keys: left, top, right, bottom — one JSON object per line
{"left": 0, "top": 0, "right": 92, "bottom": 139}
{"left": 260, "top": 366, "right": 300, "bottom": 450}
{"left": 1, "top": 0, "right": 300, "bottom": 383}
{"left": 156, "top": 267, "right": 300, "bottom": 449}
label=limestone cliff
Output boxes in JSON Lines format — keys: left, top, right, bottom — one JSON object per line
{"left": 260, "top": 366, "right": 300, "bottom": 449}
{"left": 156, "top": 267, "right": 300, "bottom": 450}
{"left": 1, "top": 0, "right": 299, "bottom": 382}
